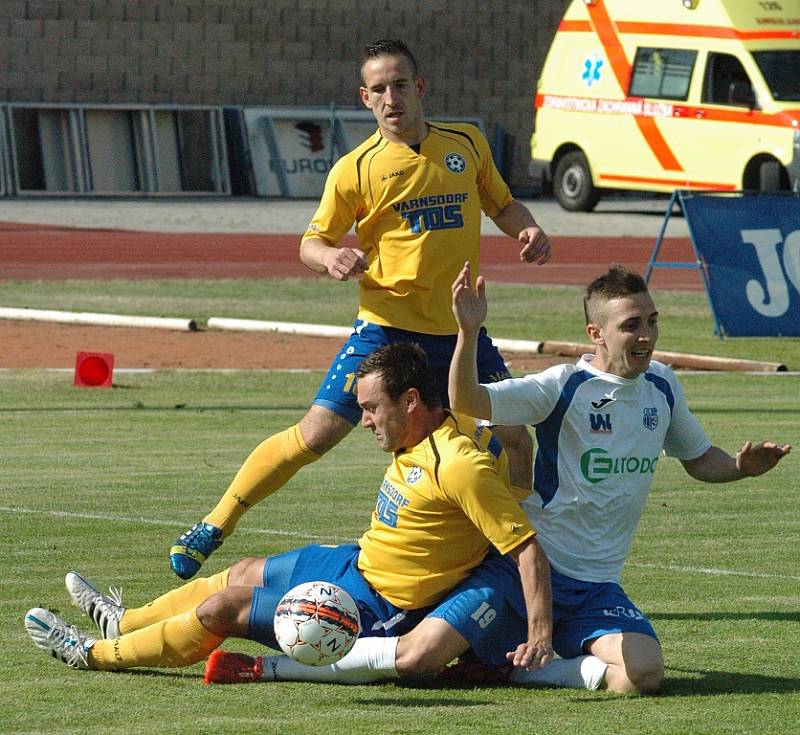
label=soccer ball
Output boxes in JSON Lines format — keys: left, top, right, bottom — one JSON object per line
{"left": 273, "top": 581, "right": 361, "bottom": 666}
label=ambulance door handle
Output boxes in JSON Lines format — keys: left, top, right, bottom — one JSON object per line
{"left": 695, "top": 109, "right": 706, "bottom": 118}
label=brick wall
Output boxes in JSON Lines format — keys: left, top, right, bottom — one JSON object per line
{"left": 0, "top": 0, "right": 572, "bottom": 191}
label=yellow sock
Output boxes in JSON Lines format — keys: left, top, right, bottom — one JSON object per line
{"left": 204, "top": 424, "right": 319, "bottom": 535}
{"left": 90, "top": 608, "right": 224, "bottom": 670}
{"left": 120, "top": 569, "right": 229, "bottom": 635}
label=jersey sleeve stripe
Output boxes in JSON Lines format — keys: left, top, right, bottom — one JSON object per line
{"left": 427, "top": 434, "right": 443, "bottom": 488}
{"left": 533, "top": 370, "right": 593, "bottom": 507}
{"left": 644, "top": 372, "right": 675, "bottom": 414}
{"left": 355, "top": 137, "right": 388, "bottom": 193}
{"left": 427, "top": 124, "right": 481, "bottom": 159}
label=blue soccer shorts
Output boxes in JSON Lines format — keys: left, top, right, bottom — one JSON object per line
{"left": 247, "top": 543, "right": 428, "bottom": 649}
{"left": 427, "top": 554, "right": 659, "bottom": 665}
{"left": 313, "top": 320, "right": 512, "bottom": 424}
{"left": 548, "top": 567, "right": 659, "bottom": 658}
{"left": 426, "top": 547, "right": 528, "bottom": 666}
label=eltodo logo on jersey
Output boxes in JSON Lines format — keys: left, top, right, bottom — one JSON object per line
{"left": 580, "top": 448, "right": 659, "bottom": 484}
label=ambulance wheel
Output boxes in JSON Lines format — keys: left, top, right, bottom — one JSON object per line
{"left": 758, "top": 160, "right": 780, "bottom": 192}
{"left": 553, "top": 151, "right": 601, "bottom": 212}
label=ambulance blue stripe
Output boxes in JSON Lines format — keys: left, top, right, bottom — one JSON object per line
{"left": 644, "top": 372, "right": 675, "bottom": 414}
{"left": 534, "top": 370, "right": 592, "bottom": 507}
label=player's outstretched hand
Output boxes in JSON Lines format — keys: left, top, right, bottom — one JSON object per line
{"left": 506, "top": 637, "right": 554, "bottom": 672}
{"left": 518, "top": 226, "right": 551, "bottom": 265}
{"left": 326, "top": 247, "right": 368, "bottom": 281}
{"left": 736, "top": 440, "right": 791, "bottom": 476}
{"left": 451, "top": 261, "right": 486, "bottom": 334}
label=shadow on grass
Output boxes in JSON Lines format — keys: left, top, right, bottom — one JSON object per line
{"left": 662, "top": 666, "right": 800, "bottom": 696}
{"left": 77, "top": 666, "right": 800, "bottom": 698}
{"left": 353, "top": 695, "right": 495, "bottom": 707}
{"left": 650, "top": 611, "right": 800, "bottom": 623}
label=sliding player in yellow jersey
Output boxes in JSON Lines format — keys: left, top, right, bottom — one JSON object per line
{"left": 26, "top": 343, "right": 553, "bottom": 683}
{"left": 168, "top": 38, "right": 551, "bottom": 580}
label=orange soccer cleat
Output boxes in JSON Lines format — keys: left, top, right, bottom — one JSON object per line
{"left": 204, "top": 650, "right": 264, "bottom": 684}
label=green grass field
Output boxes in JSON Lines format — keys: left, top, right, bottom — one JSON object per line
{"left": 2, "top": 278, "right": 799, "bottom": 734}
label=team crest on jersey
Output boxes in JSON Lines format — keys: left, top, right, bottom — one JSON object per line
{"left": 405, "top": 465, "right": 423, "bottom": 484}
{"left": 444, "top": 152, "right": 467, "bottom": 173}
{"left": 642, "top": 407, "right": 658, "bottom": 431}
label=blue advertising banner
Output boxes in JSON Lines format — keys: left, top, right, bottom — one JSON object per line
{"left": 679, "top": 193, "right": 800, "bottom": 337}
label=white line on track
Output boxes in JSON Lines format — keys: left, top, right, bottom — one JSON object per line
{"left": 3, "top": 506, "right": 796, "bottom": 581}
{"left": 0, "top": 506, "right": 351, "bottom": 543}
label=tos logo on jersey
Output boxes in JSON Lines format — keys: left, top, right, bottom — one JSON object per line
{"left": 444, "top": 152, "right": 467, "bottom": 173}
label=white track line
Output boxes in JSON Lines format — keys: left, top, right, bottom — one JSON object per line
{"left": 3, "top": 506, "right": 797, "bottom": 581}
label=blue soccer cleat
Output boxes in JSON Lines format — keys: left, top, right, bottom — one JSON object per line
{"left": 169, "top": 521, "right": 224, "bottom": 579}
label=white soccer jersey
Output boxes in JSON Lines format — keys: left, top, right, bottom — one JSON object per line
{"left": 485, "top": 355, "right": 711, "bottom": 583}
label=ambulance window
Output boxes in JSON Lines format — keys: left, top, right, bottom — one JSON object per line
{"left": 752, "top": 50, "right": 800, "bottom": 101}
{"left": 702, "top": 53, "right": 756, "bottom": 107}
{"left": 629, "top": 48, "right": 696, "bottom": 100}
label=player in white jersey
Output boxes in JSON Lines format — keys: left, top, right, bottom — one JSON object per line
{"left": 449, "top": 262, "right": 791, "bottom": 694}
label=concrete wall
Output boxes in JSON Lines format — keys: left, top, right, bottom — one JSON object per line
{"left": 0, "top": 0, "right": 572, "bottom": 192}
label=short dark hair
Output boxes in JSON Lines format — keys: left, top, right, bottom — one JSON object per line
{"left": 359, "top": 39, "right": 419, "bottom": 79}
{"left": 583, "top": 265, "right": 649, "bottom": 324}
{"left": 356, "top": 342, "right": 441, "bottom": 408}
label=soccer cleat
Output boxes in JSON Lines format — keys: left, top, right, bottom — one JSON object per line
{"left": 65, "top": 571, "right": 125, "bottom": 639}
{"left": 204, "top": 650, "right": 264, "bottom": 684}
{"left": 24, "top": 607, "right": 96, "bottom": 669}
{"left": 169, "top": 521, "right": 224, "bottom": 579}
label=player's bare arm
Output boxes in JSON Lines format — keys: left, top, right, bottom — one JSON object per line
{"left": 681, "top": 441, "right": 791, "bottom": 482}
{"left": 490, "top": 199, "right": 551, "bottom": 265}
{"left": 299, "top": 236, "right": 368, "bottom": 281}
{"left": 449, "top": 262, "right": 492, "bottom": 420}
{"left": 506, "top": 536, "right": 554, "bottom": 671}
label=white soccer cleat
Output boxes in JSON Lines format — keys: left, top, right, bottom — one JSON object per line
{"left": 65, "top": 571, "right": 125, "bottom": 639}
{"left": 24, "top": 607, "right": 96, "bottom": 669}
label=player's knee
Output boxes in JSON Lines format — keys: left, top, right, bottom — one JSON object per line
{"left": 227, "top": 556, "right": 264, "bottom": 586}
{"left": 606, "top": 656, "right": 664, "bottom": 695}
{"left": 298, "top": 410, "right": 354, "bottom": 454}
{"left": 628, "top": 657, "right": 664, "bottom": 694}
{"left": 394, "top": 619, "right": 469, "bottom": 678}
{"left": 394, "top": 641, "right": 444, "bottom": 677}
{"left": 197, "top": 588, "right": 252, "bottom": 637}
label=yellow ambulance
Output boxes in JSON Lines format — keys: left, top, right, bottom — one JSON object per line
{"left": 530, "top": 0, "right": 800, "bottom": 210}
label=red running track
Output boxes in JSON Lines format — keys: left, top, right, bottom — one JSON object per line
{"left": 0, "top": 222, "right": 702, "bottom": 290}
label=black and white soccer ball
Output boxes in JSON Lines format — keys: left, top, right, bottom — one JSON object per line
{"left": 273, "top": 581, "right": 361, "bottom": 666}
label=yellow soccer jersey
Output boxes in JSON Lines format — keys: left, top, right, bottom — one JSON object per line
{"left": 301, "top": 123, "right": 513, "bottom": 335}
{"left": 356, "top": 411, "right": 535, "bottom": 610}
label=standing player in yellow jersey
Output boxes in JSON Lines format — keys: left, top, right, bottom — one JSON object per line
{"left": 168, "top": 38, "right": 551, "bottom": 579}
{"left": 26, "top": 343, "right": 553, "bottom": 682}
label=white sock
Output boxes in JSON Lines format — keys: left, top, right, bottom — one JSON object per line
{"left": 258, "top": 637, "right": 400, "bottom": 684}
{"left": 510, "top": 655, "right": 608, "bottom": 690}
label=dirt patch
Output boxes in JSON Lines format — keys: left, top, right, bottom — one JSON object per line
{"left": 0, "top": 320, "right": 561, "bottom": 372}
